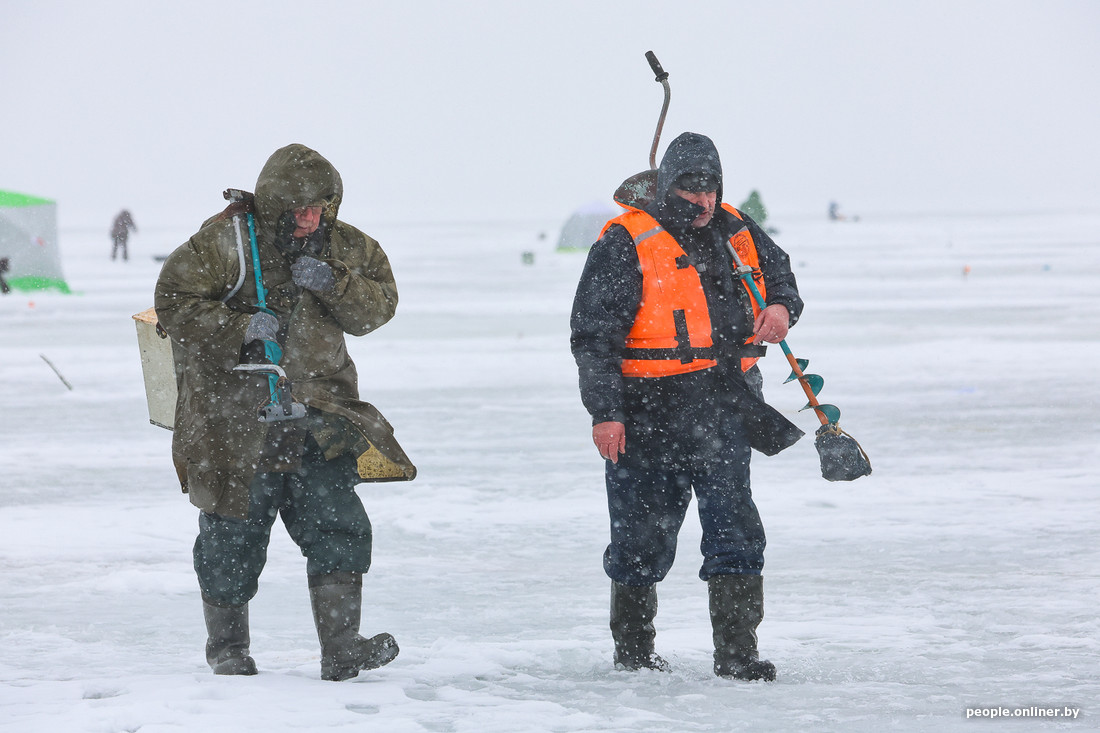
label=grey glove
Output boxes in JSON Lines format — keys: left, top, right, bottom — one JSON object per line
{"left": 291, "top": 256, "right": 336, "bottom": 293}
{"left": 244, "top": 311, "right": 279, "bottom": 344}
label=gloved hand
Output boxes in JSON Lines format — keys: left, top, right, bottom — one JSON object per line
{"left": 291, "top": 256, "right": 336, "bottom": 293}
{"left": 244, "top": 311, "right": 279, "bottom": 344}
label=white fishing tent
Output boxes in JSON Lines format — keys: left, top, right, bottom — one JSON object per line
{"left": 0, "top": 189, "right": 69, "bottom": 293}
{"left": 555, "top": 200, "right": 623, "bottom": 251}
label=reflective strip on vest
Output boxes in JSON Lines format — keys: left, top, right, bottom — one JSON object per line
{"left": 722, "top": 204, "right": 767, "bottom": 372}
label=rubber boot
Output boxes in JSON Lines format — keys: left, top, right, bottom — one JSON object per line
{"left": 309, "top": 572, "right": 399, "bottom": 681}
{"left": 202, "top": 597, "right": 258, "bottom": 675}
{"left": 708, "top": 574, "right": 776, "bottom": 681}
{"left": 610, "top": 582, "right": 670, "bottom": 671}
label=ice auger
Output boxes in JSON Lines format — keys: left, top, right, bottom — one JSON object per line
{"left": 612, "top": 52, "right": 669, "bottom": 209}
{"left": 228, "top": 190, "right": 305, "bottom": 423}
{"left": 726, "top": 244, "right": 870, "bottom": 481}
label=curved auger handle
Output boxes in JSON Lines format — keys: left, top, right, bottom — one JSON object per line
{"left": 645, "top": 51, "right": 671, "bottom": 170}
{"left": 645, "top": 51, "right": 669, "bottom": 82}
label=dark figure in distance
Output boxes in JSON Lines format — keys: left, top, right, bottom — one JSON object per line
{"left": 111, "top": 209, "right": 137, "bottom": 260}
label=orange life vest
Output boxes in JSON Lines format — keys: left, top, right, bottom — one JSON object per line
{"left": 603, "top": 203, "right": 766, "bottom": 378}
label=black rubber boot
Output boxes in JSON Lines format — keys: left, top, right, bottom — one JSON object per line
{"left": 610, "top": 582, "right": 670, "bottom": 671}
{"left": 202, "top": 597, "right": 258, "bottom": 675}
{"left": 309, "top": 572, "right": 399, "bottom": 681}
{"left": 708, "top": 574, "right": 776, "bottom": 681}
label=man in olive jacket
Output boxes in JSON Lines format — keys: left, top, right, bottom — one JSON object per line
{"left": 155, "top": 144, "right": 415, "bottom": 681}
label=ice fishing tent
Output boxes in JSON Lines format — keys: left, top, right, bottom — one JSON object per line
{"left": 0, "top": 190, "right": 69, "bottom": 293}
{"left": 738, "top": 189, "right": 779, "bottom": 235}
{"left": 739, "top": 190, "right": 767, "bottom": 225}
{"left": 556, "top": 200, "right": 623, "bottom": 251}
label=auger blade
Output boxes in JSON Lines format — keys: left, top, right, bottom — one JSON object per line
{"left": 798, "top": 373, "right": 825, "bottom": 396}
{"left": 800, "top": 402, "right": 841, "bottom": 425}
{"left": 783, "top": 358, "right": 810, "bottom": 383}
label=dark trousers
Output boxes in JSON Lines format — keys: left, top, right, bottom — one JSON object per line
{"left": 111, "top": 235, "right": 128, "bottom": 260}
{"left": 603, "top": 407, "right": 766, "bottom": 586}
{"left": 194, "top": 446, "right": 372, "bottom": 607}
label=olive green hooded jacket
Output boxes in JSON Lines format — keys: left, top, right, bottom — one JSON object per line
{"left": 155, "top": 144, "right": 416, "bottom": 519}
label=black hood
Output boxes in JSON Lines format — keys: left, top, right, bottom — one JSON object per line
{"left": 655, "top": 133, "right": 723, "bottom": 205}
{"left": 649, "top": 132, "right": 723, "bottom": 230}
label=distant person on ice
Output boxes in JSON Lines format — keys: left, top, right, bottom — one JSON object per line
{"left": 110, "top": 209, "right": 137, "bottom": 260}
{"left": 571, "top": 132, "right": 804, "bottom": 681}
{"left": 154, "top": 144, "right": 416, "bottom": 681}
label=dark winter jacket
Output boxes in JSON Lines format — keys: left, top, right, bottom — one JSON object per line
{"left": 155, "top": 144, "right": 416, "bottom": 519}
{"left": 112, "top": 210, "right": 136, "bottom": 241}
{"left": 570, "top": 133, "right": 803, "bottom": 429}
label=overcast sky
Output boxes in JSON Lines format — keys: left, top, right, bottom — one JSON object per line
{"left": 4, "top": 0, "right": 1098, "bottom": 232}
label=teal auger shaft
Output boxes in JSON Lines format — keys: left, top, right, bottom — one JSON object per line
{"left": 247, "top": 213, "right": 282, "bottom": 403}
{"left": 725, "top": 241, "right": 840, "bottom": 426}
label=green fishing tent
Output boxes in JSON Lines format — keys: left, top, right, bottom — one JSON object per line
{"left": 0, "top": 190, "right": 69, "bottom": 293}
{"left": 738, "top": 189, "right": 779, "bottom": 235}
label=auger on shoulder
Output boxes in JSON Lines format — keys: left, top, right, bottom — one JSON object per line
{"left": 618, "top": 49, "right": 871, "bottom": 482}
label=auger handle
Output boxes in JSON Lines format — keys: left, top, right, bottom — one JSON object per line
{"left": 233, "top": 363, "right": 288, "bottom": 380}
{"left": 645, "top": 51, "right": 669, "bottom": 81}
{"left": 645, "top": 51, "right": 671, "bottom": 170}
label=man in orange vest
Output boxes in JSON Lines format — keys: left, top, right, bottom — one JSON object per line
{"left": 571, "top": 132, "right": 803, "bottom": 681}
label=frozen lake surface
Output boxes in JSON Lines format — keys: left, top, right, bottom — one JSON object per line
{"left": 2, "top": 211, "right": 1098, "bottom": 732}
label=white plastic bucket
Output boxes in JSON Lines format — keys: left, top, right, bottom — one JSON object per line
{"left": 133, "top": 307, "right": 177, "bottom": 430}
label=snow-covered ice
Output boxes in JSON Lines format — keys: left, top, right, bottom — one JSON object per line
{"left": 2, "top": 211, "right": 1098, "bottom": 732}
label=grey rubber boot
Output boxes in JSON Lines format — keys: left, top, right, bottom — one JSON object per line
{"left": 610, "top": 582, "right": 670, "bottom": 671}
{"left": 202, "top": 597, "right": 258, "bottom": 675}
{"left": 708, "top": 574, "right": 776, "bottom": 681}
{"left": 309, "top": 572, "right": 399, "bottom": 681}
